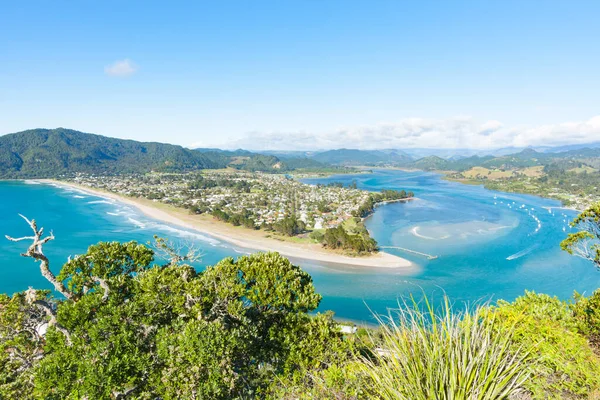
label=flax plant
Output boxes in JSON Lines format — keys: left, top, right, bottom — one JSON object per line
{"left": 360, "top": 296, "right": 530, "bottom": 399}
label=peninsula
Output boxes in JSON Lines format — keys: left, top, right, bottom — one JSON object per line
{"left": 42, "top": 175, "right": 415, "bottom": 269}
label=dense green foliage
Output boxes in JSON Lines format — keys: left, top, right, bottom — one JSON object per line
{"left": 7, "top": 205, "right": 600, "bottom": 398}
{"left": 271, "top": 216, "right": 306, "bottom": 236}
{"left": 322, "top": 222, "right": 378, "bottom": 254}
{"left": 561, "top": 202, "right": 600, "bottom": 267}
{"left": 572, "top": 289, "right": 600, "bottom": 338}
{"left": 0, "top": 240, "right": 348, "bottom": 399}
{"left": 354, "top": 189, "right": 414, "bottom": 218}
{"left": 0, "top": 128, "right": 226, "bottom": 178}
{"left": 490, "top": 292, "right": 600, "bottom": 398}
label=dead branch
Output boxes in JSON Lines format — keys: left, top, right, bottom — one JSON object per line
{"left": 152, "top": 235, "right": 203, "bottom": 266}
{"left": 6, "top": 214, "right": 73, "bottom": 300}
{"left": 113, "top": 376, "right": 146, "bottom": 399}
{"left": 25, "top": 288, "right": 72, "bottom": 346}
{"left": 92, "top": 276, "right": 110, "bottom": 302}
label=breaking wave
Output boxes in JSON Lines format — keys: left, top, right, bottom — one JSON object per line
{"left": 127, "top": 218, "right": 146, "bottom": 228}
{"left": 153, "top": 224, "right": 221, "bottom": 246}
{"left": 87, "top": 200, "right": 114, "bottom": 205}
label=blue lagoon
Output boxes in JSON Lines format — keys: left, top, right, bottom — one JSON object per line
{"left": 1, "top": 170, "right": 599, "bottom": 323}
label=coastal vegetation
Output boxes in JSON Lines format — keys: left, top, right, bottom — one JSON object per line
{"left": 3, "top": 204, "right": 600, "bottom": 398}
{"left": 322, "top": 222, "right": 378, "bottom": 254}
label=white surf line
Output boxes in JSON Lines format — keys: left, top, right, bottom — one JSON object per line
{"left": 379, "top": 246, "right": 438, "bottom": 260}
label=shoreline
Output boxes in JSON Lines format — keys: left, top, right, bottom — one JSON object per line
{"left": 39, "top": 180, "right": 415, "bottom": 270}
{"left": 443, "top": 176, "right": 586, "bottom": 211}
{"left": 357, "top": 166, "right": 585, "bottom": 211}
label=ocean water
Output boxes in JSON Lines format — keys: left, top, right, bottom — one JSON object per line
{"left": 1, "top": 171, "right": 599, "bottom": 323}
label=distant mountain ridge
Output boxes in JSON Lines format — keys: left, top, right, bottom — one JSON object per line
{"left": 4, "top": 128, "right": 600, "bottom": 177}
{"left": 0, "top": 128, "right": 225, "bottom": 178}
{"left": 265, "top": 146, "right": 600, "bottom": 172}
{"left": 309, "top": 149, "right": 413, "bottom": 166}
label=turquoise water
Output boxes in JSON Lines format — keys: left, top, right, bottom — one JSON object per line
{"left": 1, "top": 171, "right": 599, "bottom": 323}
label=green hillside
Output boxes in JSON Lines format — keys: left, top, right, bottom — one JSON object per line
{"left": 411, "top": 155, "right": 450, "bottom": 170}
{"left": 0, "top": 128, "right": 225, "bottom": 178}
{"left": 195, "top": 148, "right": 345, "bottom": 173}
{"left": 310, "top": 149, "right": 413, "bottom": 166}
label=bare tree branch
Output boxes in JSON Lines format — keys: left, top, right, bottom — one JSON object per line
{"left": 151, "top": 235, "right": 203, "bottom": 267}
{"left": 25, "top": 288, "right": 72, "bottom": 346}
{"left": 91, "top": 276, "right": 110, "bottom": 302}
{"left": 5, "top": 235, "right": 36, "bottom": 242}
{"left": 6, "top": 215, "right": 73, "bottom": 300}
{"left": 113, "top": 375, "right": 147, "bottom": 399}
{"left": 113, "top": 385, "right": 140, "bottom": 399}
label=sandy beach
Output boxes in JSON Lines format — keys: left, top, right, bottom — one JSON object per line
{"left": 41, "top": 180, "right": 414, "bottom": 269}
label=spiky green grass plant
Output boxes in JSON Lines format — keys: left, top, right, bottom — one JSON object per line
{"left": 360, "top": 297, "right": 530, "bottom": 399}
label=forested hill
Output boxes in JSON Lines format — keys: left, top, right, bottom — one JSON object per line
{"left": 300, "top": 147, "right": 600, "bottom": 172}
{"left": 310, "top": 149, "right": 413, "bottom": 166}
{"left": 0, "top": 128, "right": 226, "bottom": 178}
{"left": 194, "top": 148, "right": 343, "bottom": 173}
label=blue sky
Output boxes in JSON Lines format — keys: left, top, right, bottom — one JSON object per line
{"left": 1, "top": 0, "right": 599, "bottom": 150}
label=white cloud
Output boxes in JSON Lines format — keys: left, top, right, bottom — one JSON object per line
{"left": 218, "top": 115, "right": 600, "bottom": 151}
{"left": 478, "top": 120, "right": 503, "bottom": 136}
{"left": 104, "top": 59, "right": 138, "bottom": 77}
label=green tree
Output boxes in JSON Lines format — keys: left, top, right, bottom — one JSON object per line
{"left": 561, "top": 203, "right": 600, "bottom": 268}
{"left": 273, "top": 216, "right": 305, "bottom": 236}
{"left": 1, "top": 217, "right": 345, "bottom": 399}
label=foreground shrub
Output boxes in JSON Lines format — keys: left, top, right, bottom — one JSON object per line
{"left": 572, "top": 289, "right": 600, "bottom": 339}
{"left": 270, "top": 361, "right": 368, "bottom": 400}
{"left": 0, "top": 218, "right": 350, "bottom": 399}
{"left": 492, "top": 291, "right": 600, "bottom": 398}
{"left": 358, "top": 297, "right": 530, "bottom": 400}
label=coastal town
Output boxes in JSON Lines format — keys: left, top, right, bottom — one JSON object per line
{"left": 67, "top": 171, "right": 369, "bottom": 228}
{"left": 64, "top": 171, "right": 413, "bottom": 254}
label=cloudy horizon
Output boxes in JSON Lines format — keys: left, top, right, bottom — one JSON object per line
{"left": 194, "top": 115, "right": 600, "bottom": 152}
